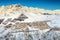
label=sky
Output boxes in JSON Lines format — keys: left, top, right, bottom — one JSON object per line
{"left": 0, "top": 0, "right": 60, "bottom": 10}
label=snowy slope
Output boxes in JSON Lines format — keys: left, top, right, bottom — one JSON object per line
{"left": 47, "top": 15, "right": 60, "bottom": 27}
{"left": 22, "top": 12, "right": 49, "bottom": 22}
{"left": 24, "top": 13, "right": 60, "bottom": 27}
{"left": 1, "top": 12, "right": 60, "bottom": 28}
{"left": 0, "top": 13, "right": 60, "bottom": 40}
{"left": 19, "top": 12, "right": 60, "bottom": 28}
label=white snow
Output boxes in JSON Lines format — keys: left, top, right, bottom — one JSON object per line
{"left": 0, "top": 12, "right": 60, "bottom": 40}
{"left": 47, "top": 15, "right": 60, "bottom": 27}
{"left": 24, "top": 12, "right": 49, "bottom": 22}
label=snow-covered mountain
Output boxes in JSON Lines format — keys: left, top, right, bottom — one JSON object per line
{"left": 0, "top": 4, "right": 60, "bottom": 17}
{"left": 0, "top": 4, "right": 60, "bottom": 40}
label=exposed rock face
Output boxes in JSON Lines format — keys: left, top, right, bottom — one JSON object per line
{"left": 11, "top": 20, "right": 50, "bottom": 30}
{"left": 14, "top": 4, "right": 22, "bottom": 7}
{"left": 0, "top": 19, "right": 4, "bottom": 24}
{"left": 12, "top": 14, "right": 28, "bottom": 21}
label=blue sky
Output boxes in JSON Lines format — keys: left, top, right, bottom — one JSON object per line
{"left": 0, "top": 0, "right": 60, "bottom": 10}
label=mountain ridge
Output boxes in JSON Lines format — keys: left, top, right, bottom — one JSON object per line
{"left": 0, "top": 4, "right": 60, "bottom": 16}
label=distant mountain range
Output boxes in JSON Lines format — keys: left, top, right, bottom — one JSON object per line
{"left": 0, "top": 4, "right": 60, "bottom": 16}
